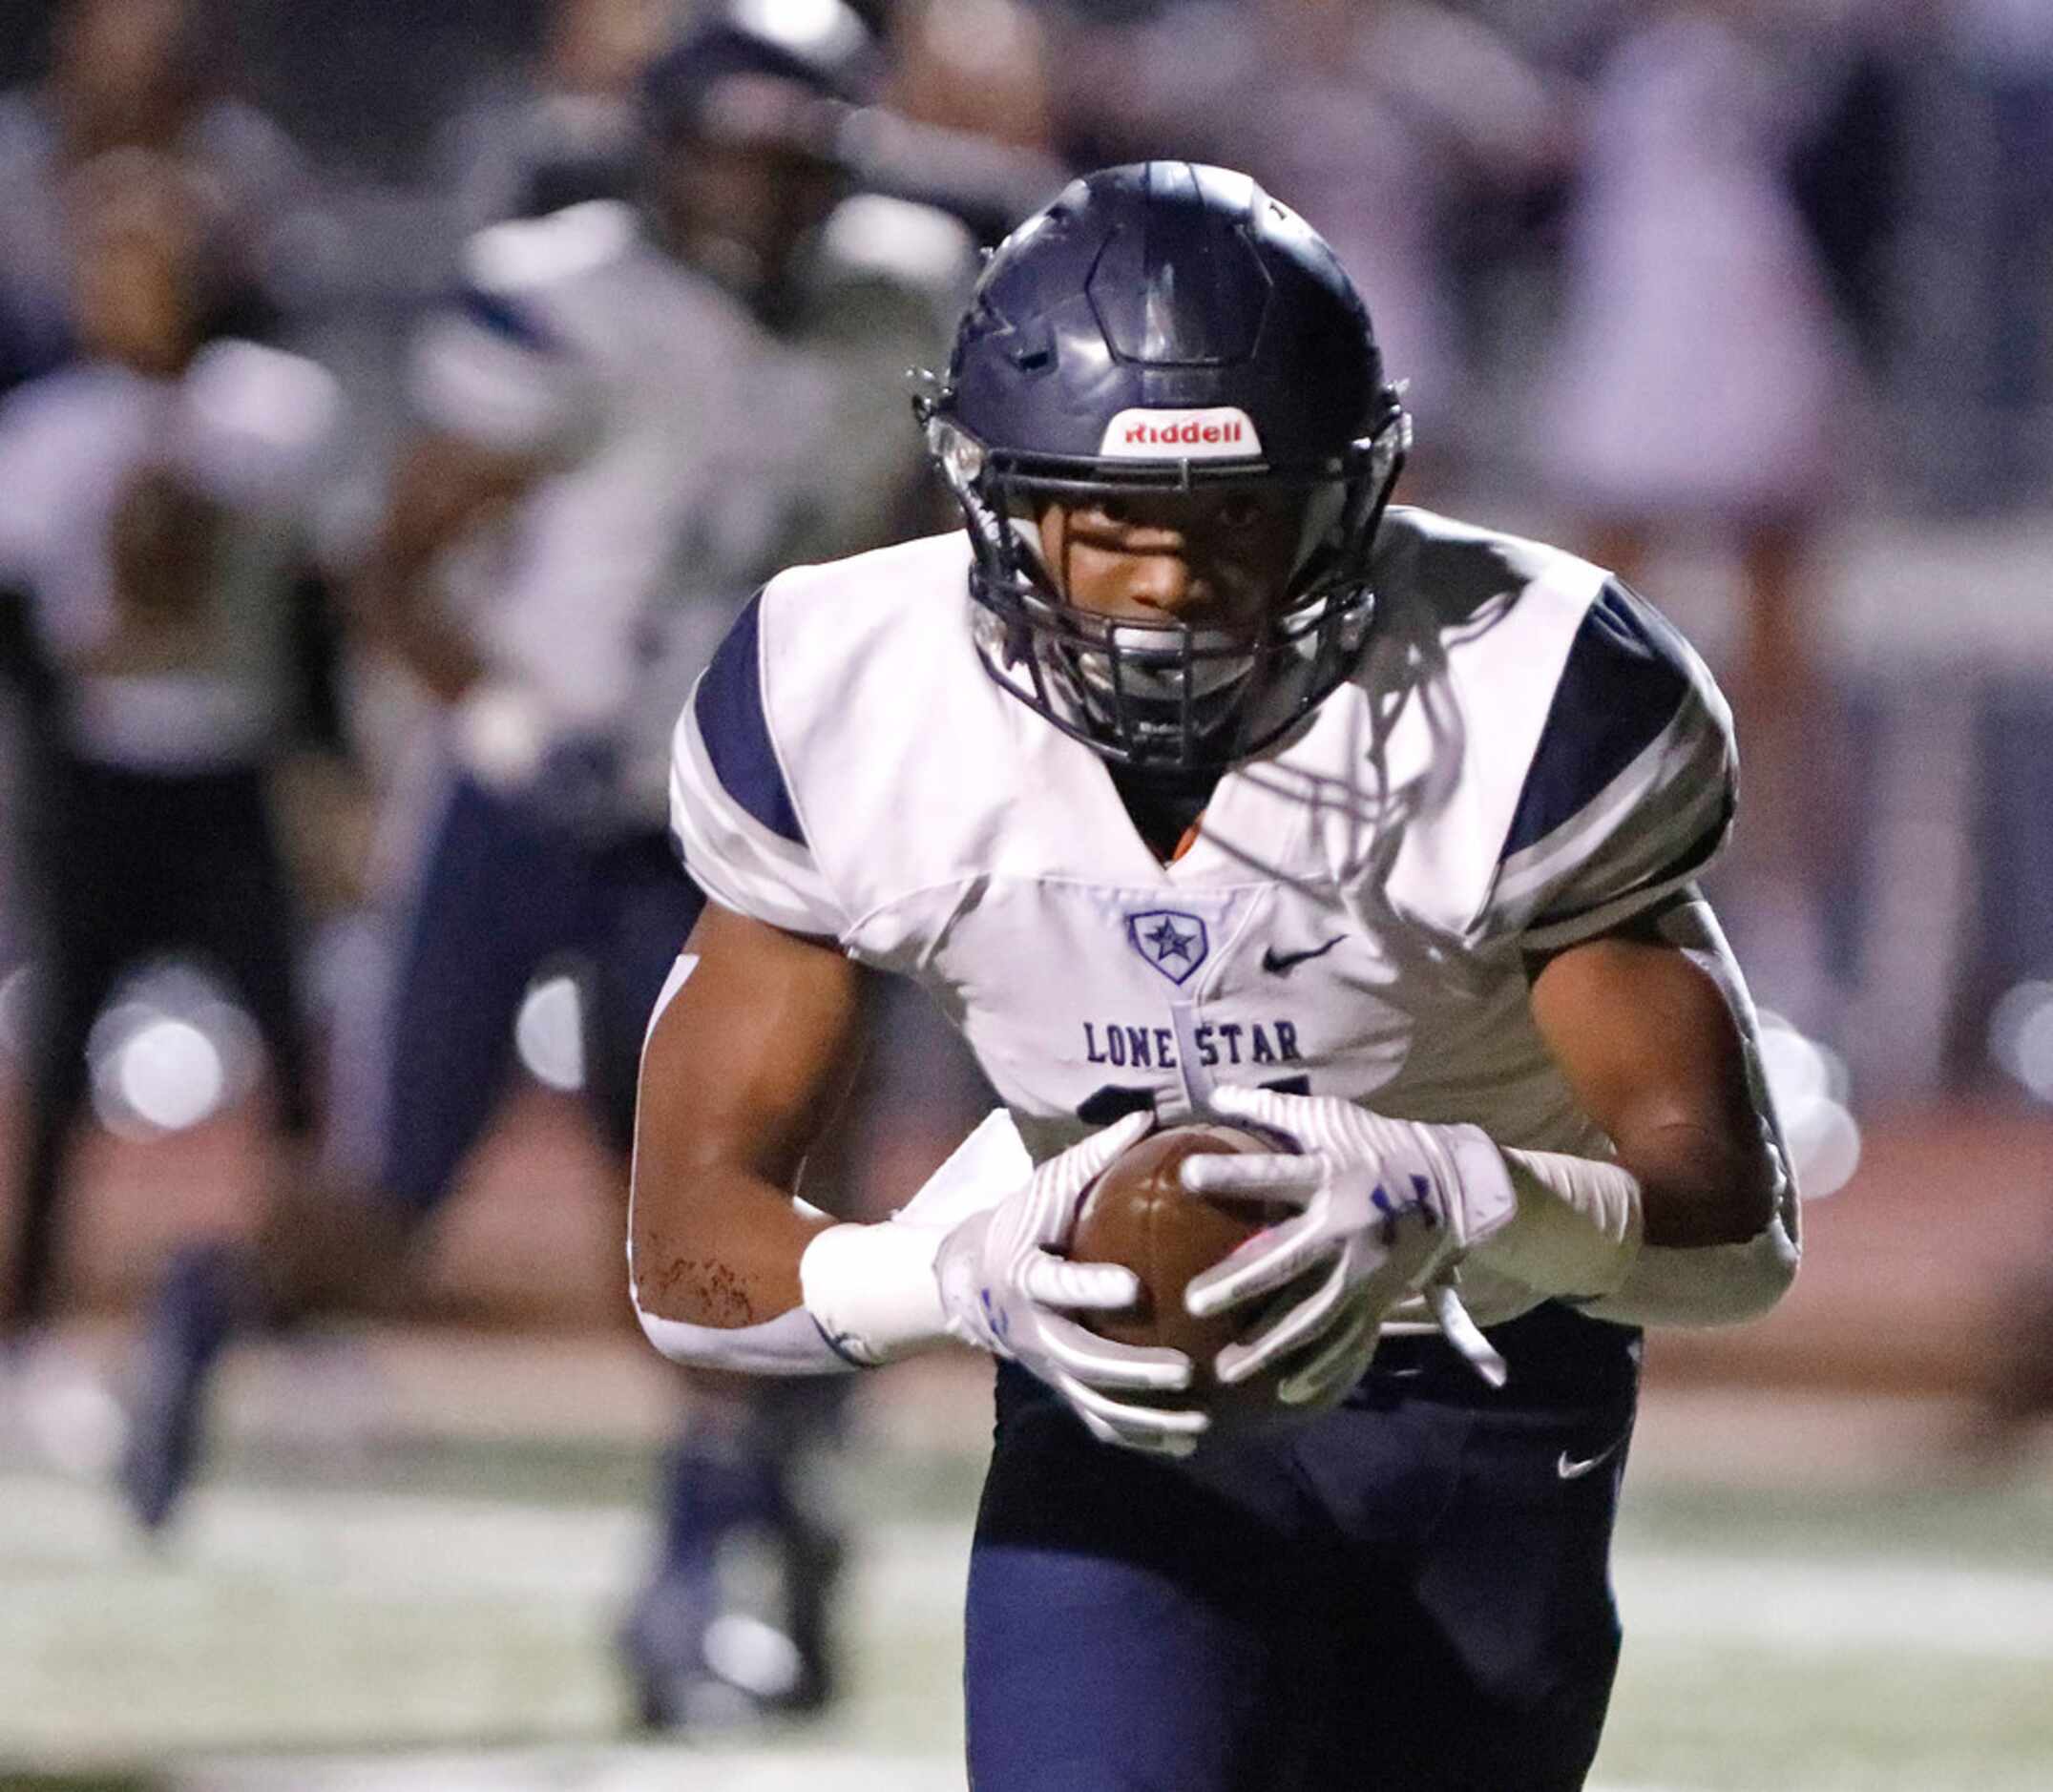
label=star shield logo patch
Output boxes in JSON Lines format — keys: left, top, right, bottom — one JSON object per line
{"left": 1125, "top": 909, "right": 1210, "bottom": 987}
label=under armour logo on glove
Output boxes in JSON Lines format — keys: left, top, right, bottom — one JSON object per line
{"left": 1179, "top": 1085, "right": 1515, "bottom": 1407}
{"left": 1370, "top": 1176, "right": 1440, "bottom": 1244}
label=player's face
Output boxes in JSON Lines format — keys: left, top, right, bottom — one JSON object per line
{"left": 658, "top": 135, "right": 841, "bottom": 295}
{"left": 1034, "top": 489, "right": 1311, "bottom": 632}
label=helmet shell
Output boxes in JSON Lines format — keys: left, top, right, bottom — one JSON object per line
{"left": 940, "top": 162, "right": 1388, "bottom": 474}
{"left": 641, "top": 0, "right": 875, "bottom": 148}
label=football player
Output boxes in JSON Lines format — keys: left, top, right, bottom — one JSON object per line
{"left": 0, "top": 149, "right": 338, "bottom": 1353}
{"left": 116, "top": 0, "right": 975, "bottom": 1728}
{"left": 632, "top": 162, "right": 1801, "bottom": 1789}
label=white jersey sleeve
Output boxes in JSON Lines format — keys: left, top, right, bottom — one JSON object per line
{"left": 1483, "top": 577, "right": 1736, "bottom": 952}
{"left": 406, "top": 207, "right": 618, "bottom": 457}
{"left": 668, "top": 588, "right": 849, "bottom": 941}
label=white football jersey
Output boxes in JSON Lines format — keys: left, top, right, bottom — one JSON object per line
{"left": 0, "top": 341, "right": 339, "bottom": 770}
{"left": 410, "top": 202, "right": 811, "bottom": 793}
{"left": 409, "top": 196, "right": 968, "bottom": 823}
{"left": 669, "top": 508, "right": 1736, "bottom": 1172}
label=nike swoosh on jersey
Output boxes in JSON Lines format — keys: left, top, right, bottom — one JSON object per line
{"left": 1556, "top": 1437, "right": 1625, "bottom": 1480}
{"left": 1261, "top": 937, "right": 1345, "bottom": 975}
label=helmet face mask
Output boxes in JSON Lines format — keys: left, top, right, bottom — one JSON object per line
{"left": 922, "top": 162, "right": 1410, "bottom": 774}
{"left": 936, "top": 416, "right": 1405, "bottom": 770}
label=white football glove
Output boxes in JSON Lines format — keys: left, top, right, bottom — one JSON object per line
{"left": 933, "top": 1112, "right": 1209, "bottom": 1458}
{"left": 453, "top": 678, "right": 550, "bottom": 790}
{"left": 1181, "top": 1084, "right": 1519, "bottom": 1408}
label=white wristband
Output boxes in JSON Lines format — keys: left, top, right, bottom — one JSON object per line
{"left": 1470, "top": 1147, "right": 1644, "bottom": 1302}
{"left": 795, "top": 1107, "right": 1040, "bottom": 1365}
{"left": 798, "top": 1221, "right": 953, "bottom": 1366}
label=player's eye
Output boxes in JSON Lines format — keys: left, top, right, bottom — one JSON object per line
{"left": 1209, "top": 494, "right": 1269, "bottom": 534}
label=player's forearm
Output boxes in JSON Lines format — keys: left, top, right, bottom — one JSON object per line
{"left": 631, "top": 1108, "right": 1045, "bottom": 1373}
{"left": 357, "top": 433, "right": 535, "bottom": 703}
{"left": 1508, "top": 896, "right": 1800, "bottom": 1325}
{"left": 627, "top": 1169, "right": 860, "bottom": 1374}
{"left": 1572, "top": 1116, "right": 1796, "bottom": 1326}
{"left": 629, "top": 924, "right": 892, "bottom": 1373}
{"left": 629, "top": 1170, "right": 832, "bottom": 1328}
{"left": 353, "top": 538, "right": 484, "bottom": 705}
{"left": 631, "top": 1173, "right": 968, "bottom": 1374}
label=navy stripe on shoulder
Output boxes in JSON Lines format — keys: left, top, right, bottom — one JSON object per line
{"left": 1501, "top": 578, "right": 1693, "bottom": 862}
{"left": 456, "top": 285, "right": 561, "bottom": 354}
{"left": 1530, "top": 799, "right": 1732, "bottom": 937}
{"left": 693, "top": 592, "right": 807, "bottom": 846}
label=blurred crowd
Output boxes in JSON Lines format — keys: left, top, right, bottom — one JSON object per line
{"left": 6, "top": 0, "right": 2044, "bottom": 485}
{"left": 0, "top": 0, "right": 2049, "bottom": 1495}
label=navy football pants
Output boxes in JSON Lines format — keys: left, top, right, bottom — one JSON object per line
{"left": 375, "top": 771, "right": 702, "bottom": 1212}
{"left": 966, "top": 1306, "right": 1636, "bottom": 1792}
{"left": 11, "top": 757, "right": 313, "bottom": 1330}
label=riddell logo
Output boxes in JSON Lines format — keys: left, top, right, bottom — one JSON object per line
{"left": 1099, "top": 406, "right": 1265, "bottom": 460}
{"left": 1124, "top": 417, "right": 1242, "bottom": 448}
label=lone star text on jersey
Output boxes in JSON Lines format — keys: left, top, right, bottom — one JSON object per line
{"left": 1082, "top": 1016, "right": 1304, "bottom": 1071}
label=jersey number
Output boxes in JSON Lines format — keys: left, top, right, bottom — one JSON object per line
{"left": 1075, "top": 1074, "right": 1309, "bottom": 1127}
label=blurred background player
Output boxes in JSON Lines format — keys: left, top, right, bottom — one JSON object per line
{"left": 0, "top": 149, "right": 342, "bottom": 1402}
{"left": 848, "top": 0, "right": 1070, "bottom": 248}
{"left": 115, "top": 0, "right": 978, "bottom": 1727}
{"left": 0, "top": 0, "right": 318, "bottom": 1131}
{"left": 0, "top": 0, "right": 305, "bottom": 397}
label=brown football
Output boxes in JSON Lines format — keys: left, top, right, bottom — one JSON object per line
{"left": 1069, "top": 1121, "right": 1306, "bottom": 1439}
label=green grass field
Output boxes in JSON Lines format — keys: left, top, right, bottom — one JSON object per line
{"left": 3, "top": 1341, "right": 2049, "bottom": 1792}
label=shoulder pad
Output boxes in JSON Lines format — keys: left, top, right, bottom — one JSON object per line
{"left": 1486, "top": 577, "right": 1735, "bottom": 948}
{"left": 1500, "top": 578, "right": 1699, "bottom": 863}
{"left": 462, "top": 199, "right": 639, "bottom": 295}
{"left": 816, "top": 195, "right": 978, "bottom": 298}
{"left": 182, "top": 341, "right": 341, "bottom": 454}
{"left": 692, "top": 589, "right": 806, "bottom": 847}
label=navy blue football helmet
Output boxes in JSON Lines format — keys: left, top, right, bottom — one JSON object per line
{"left": 920, "top": 161, "right": 1409, "bottom": 772}
{"left": 641, "top": 0, "right": 875, "bottom": 153}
